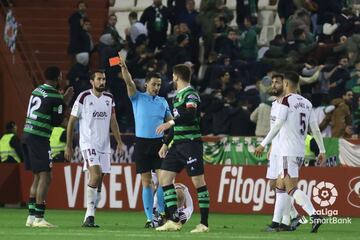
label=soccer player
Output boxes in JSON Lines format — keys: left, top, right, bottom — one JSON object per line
{"left": 151, "top": 173, "right": 194, "bottom": 226}
{"left": 23, "top": 66, "right": 73, "bottom": 227}
{"left": 265, "top": 74, "right": 302, "bottom": 232}
{"left": 119, "top": 58, "right": 172, "bottom": 228}
{"left": 255, "top": 72, "right": 326, "bottom": 233}
{"left": 65, "top": 70, "right": 124, "bottom": 227}
{"left": 155, "top": 64, "right": 210, "bottom": 233}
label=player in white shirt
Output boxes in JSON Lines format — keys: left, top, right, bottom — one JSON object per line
{"left": 65, "top": 70, "right": 124, "bottom": 227}
{"left": 152, "top": 173, "right": 193, "bottom": 226}
{"left": 255, "top": 72, "right": 326, "bottom": 233}
{"left": 265, "top": 74, "right": 301, "bottom": 232}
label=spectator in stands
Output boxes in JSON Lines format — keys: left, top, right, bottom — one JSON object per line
{"left": 287, "top": 28, "right": 317, "bottom": 64}
{"left": 229, "top": 97, "right": 255, "bottom": 136}
{"left": 239, "top": 16, "right": 258, "bottom": 60}
{"left": 140, "top": 0, "right": 171, "bottom": 51}
{"left": 215, "top": 28, "right": 241, "bottom": 61}
{"left": 323, "top": 56, "right": 351, "bottom": 99}
{"left": 67, "top": 52, "right": 90, "bottom": 100}
{"left": 286, "top": 8, "right": 313, "bottom": 42}
{"left": 68, "top": 0, "right": 87, "bottom": 56}
{"left": 250, "top": 96, "right": 272, "bottom": 137}
{"left": 102, "top": 13, "right": 124, "bottom": 51}
{"left": 167, "top": 0, "right": 186, "bottom": 28}
{"left": 126, "top": 11, "right": 148, "bottom": 46}
{"left": 0, "top": 121, "right": 23, "bottom": 163}
{"left": 320, "top": 90, "right": 353, "bottom": 138}
{"left": 236, "top": 0, "right": 258, "bottom": 29}
{"left": 354, "top": 96, "right": 360, "bottom": 135}
{"left": 172, "top": 34, "right": 192, "bottom": 68}
{"left": 334, "top": 26, "right": 360, "bottom": 67}
{"left": 126, "top": 34, "right": 153, "bottom": 78}
{"left": 277, "top": 0, "right": 296, "bottom": 34}
{"left": 178, "top": 22, "right": 199, "bottom": 64}
{"left": 177, "top": 0, "right": 201, "bottom": 38}
{"left": 75, "top": 18, "right": 94, "bottom": 54}
{"left": 210, "top": 70, "right": 231, "bottom": 92}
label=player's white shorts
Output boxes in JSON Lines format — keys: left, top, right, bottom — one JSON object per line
{"left": 266, "top": 153, "right": 279, "bottom": 179}
{"left": 82, "top": 148, "right": 111, "bottom": 173}
{"left": 277, "top": 156, "right": 304, "bottom": 178}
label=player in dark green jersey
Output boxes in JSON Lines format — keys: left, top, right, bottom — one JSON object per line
{"left": 155, "top": 64, "right": 210, "bottom": 233}
{"left": 23, "top": 66, "right": 73, "bottom": 228}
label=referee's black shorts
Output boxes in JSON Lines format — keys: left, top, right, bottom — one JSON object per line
{"left": 134, "top": 137, "right": 163, "bottom": 174}
{"left": 22, "top": 134, "right": 52, "bottom": 173}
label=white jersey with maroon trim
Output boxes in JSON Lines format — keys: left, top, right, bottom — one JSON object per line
{"left": 71, "top": 90, "right": 115, "bottom": 153}
{"left": 270, "top": 100, "right": 282, "bottom": 155}
{"left": 277, "top": 93, "right": 313, "bottom": 157}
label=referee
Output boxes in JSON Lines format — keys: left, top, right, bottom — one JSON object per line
{"left": 119, "top": 56, "right": 173, "bottom": 228}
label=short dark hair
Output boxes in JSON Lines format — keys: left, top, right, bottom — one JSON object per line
{"left": 83, "top": 17, "right": 90, "bottom": 23}
{"left": 293, "top": 28, "right": 305, "bottom": 40}
{"left": 284, "top": 71, "right": 299, "bottom": 85}
{"left": 90, "top": 69, "right": 105, "bottom": 80}
{"left": 272, "top": 73, "right": 284, "bottom": 80}
{"left": 145, "top": 72, "right": 162, "bottom": 82}
{"left": 5, "top": 121, "right": 15, "bottom": 132}
{"left": 245, "top": 15, "right": 257, "bottom": 25}
{"left": 173, "top": 64, "right": 191, "bottom": 82}
{"left": 77, "top": 0, "right": 86, "bottom": 8}
{"left": 44, "top": 66, "right": 61, "bottom": 81}
{"left": 129, "top": 11, "right": 137, "bottom": 19}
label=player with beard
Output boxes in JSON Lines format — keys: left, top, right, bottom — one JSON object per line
{"left": 65, "top": 70, "right": 124, "bottom": 227}
{"left": 265, "top": 74, "right": 302, "bottom": 232}
{"left": 255, "top": 72, "right": 326, "bottom": 233}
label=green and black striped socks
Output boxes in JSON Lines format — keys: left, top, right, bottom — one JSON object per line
{"left": 28, "top": 197, "right": 36, "bottom": 216}
{"left": 35, "top": 203, "right": 45, "bottom": 219}
{"left": 163, "top": 184, "right": 179, "bottom": 222}
{"left": 197, "top": 186, "right": 210, "bottom": 227}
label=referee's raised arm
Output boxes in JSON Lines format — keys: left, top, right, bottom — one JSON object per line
{"left": 118, "top": 52, "right": 136, "bottom": 97}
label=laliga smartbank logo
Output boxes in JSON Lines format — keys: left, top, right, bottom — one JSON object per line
{"left": 312, "top": 181, "right": 338, "bottom": 207}
{"left": 311, "top": 181, "right": 352, "bottom": 225}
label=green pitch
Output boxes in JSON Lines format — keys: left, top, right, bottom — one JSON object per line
{"left": 0, "top": 208, "right": 359, "bottom": 240}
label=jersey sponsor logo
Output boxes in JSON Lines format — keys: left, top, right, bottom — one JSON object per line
{"left": 173, "top": 108, "right": 180, "bottom": 118}
{"left": 93, "top": 111, "right": 108, "bottom": 118}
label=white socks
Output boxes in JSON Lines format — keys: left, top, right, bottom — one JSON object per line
{"left": 272, "top": 188, "right": 286, "bottom": 223}
{"left": 84, "top": 185, "right": 97, "bottom": 222}
{"left": 95, "top": 190, "right": 101, "bottom": 208}
{"left": 289, "top": 197, "right": 299, "bottom": 219}
{"left": 281, "top": 194, "right": 291, "bottom": 225}
{"left": 292, "top": 188, "right": 315, "bottom": 216}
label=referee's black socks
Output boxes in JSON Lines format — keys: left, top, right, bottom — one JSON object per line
{"left": 28, "top": 197, "right": 36, "bottom": 216}
{"left": 162, "top": 184, "right": 179, "bottom": 222}
{"left": 197, "top": 186, "right": 210, "bottom": 227}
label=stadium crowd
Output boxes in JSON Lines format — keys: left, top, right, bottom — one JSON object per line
{"left": 65, "top": 0, "right": 360, "bottom": 139}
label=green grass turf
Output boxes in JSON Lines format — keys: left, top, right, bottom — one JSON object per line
{"left": 0, "top": 208, "right": 359, "bottom": 240}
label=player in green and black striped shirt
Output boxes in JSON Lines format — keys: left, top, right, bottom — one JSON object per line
{"left": 23, "top": 66, "right": 73, "bottom": 228}
{"left": 155, "top": 64, "right": 210, "bottom": 233}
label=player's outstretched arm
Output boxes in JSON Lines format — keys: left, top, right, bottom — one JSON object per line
{"left": 110, "top": 113, "right": 125, "bottom": 155}
{"left": 65, "top": 115, "right": 78, "bottom": 161}
{"left": 118, "top": 52, "right": 136, "bottom": 97}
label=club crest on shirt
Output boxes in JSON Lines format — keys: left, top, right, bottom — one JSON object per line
{"left": 106, "top": 100, "right": 110, "bottom": 106}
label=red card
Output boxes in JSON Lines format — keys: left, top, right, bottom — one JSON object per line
{"left": 109, "top": 57, "right": 121, "bottom": 66}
